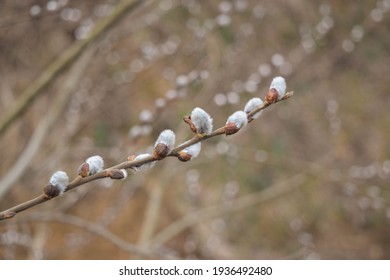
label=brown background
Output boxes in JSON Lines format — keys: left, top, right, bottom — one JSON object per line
{"left": 0, "top": 0, "right": 389, "bottom": 259}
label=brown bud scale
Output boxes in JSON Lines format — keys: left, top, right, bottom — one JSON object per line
{"left": 43, "top": 184, "right": 60, "bottom": 199}
{"left": 265, "top": 88, "right": 279, "bottom": 104}
{"left": 77, "top": 162, "right": 90, "bottom": 177}
{"left": 107, "top": 169, "right": 125, "bottom": 180}
{"left": 153, "top": 143, "right": 169, "bottom": 160}
{"left": 178, "top": 152, "right": 192, "bottom": 162}
{"left": 225, "top": 122, "right": 239, "bottom": 136}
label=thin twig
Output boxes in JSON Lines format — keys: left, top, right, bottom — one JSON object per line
{"left": 149, "top": 153, "right": 330, "bottom": 247}
{"left": 0, "top": 46, "right": 97, "bottom": 198}
{"left": 137, "top": 161, "right": 178, "bottom": 246}
{"left": 20, "top": 212, "right": 174, "bottom": 259}
{"left": 28, "top": 222, "right": 49, "bottom": 259}
{"left": 149, "top": 173, "right": 307, "bottom": 246}
{"left": 137, "top": 179, "right": 164, "bottom": 245}
{"left": 0, "top": 92, "right": 293, "bottom": 220}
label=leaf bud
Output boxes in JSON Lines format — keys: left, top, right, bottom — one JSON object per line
{"left": 107, "top": 169, "right": 128, "bottom": 180}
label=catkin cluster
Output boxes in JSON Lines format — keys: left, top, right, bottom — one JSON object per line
{"left": 43, "top": 76, "right": 288, "bottom": 198}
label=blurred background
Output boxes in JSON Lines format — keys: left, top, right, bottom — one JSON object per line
{"left": 0, "top": 0, "right": 389, "bottom": 259}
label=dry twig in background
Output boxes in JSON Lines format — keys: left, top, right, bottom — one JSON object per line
{"left": 0, "top": 0, "right": 145, "bottom": 136}
{"left": 0, "top": 46, "right": 97, "bottom": 198}
{"left": 20, "top": 212, "right": 173, "bottom": 259}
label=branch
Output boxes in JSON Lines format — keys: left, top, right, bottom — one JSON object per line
{"left": 149, "top": 173, "right": 307, "bottom": 246}
{"left": 0, "top": 0, "right": 145, "bottom": 136}
{"left": 0, "top": 88, "right": 293, "bottom": 220}
{"left": 137, "top": 181, "right": 164, "bottom": 245}
{"left": 148, "top": 152, "right": 330, "bottom": 247}
{"left": 19, "top": 212, "right": 174, "bottom": 259}
{"left": 0, "top": 46, "right": 97, "bottom": 198}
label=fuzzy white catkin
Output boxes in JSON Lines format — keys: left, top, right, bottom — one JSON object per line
{"left": 134, "top": 153, "right": 156, "bottom": 171}
{"left": 120, "top": 169, "right": 128, "bottom": 180}
{"left": 49, "top": 171, "right": 69, "bottom": 194}
{"left": 269, "top": 76, "right": 286, "bottom": 100}
{"left": 86, "top": 155, "right": 104, "bottom": 174}
{"left": 183, "top": 142, "right": 201, "bottom": 158}
{"left": 244, "top": 97, "right": 264, "bottom": 119}
{"left": 226, "top": 111, "right": 248, "bottom": 129}
{"left": 191, "top": 107, "right": 213, "bottom": 135}
{"left": 155, "top": 129, "right": 176, "bottom": 150}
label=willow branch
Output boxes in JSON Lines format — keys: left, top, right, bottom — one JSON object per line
{"left": 169, "top": 91, "right": 294, "bottom": 156}
{"left": 0, "top": 0, "right": 145, "bottom": 136}
{"left": 0, "top": 91, "right": 293, "bottom": 221}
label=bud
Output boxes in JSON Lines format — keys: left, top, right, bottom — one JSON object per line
{"left": 225, "top": 111, "right": 248, "bottom": 135}
{"left": 86, "top": 155, "right": 104, "bottom": 174}
{"left": 131, "top": 153, "right": 156, "bottom": 172}
{"left": 178, "top": 142, "right": 201, "bottom": 162}
{"left": 153, "top": 129, "right": 176, "bottom": 160}
{"left": 77, "top": 162, "right": 89, "bottom": 177}
{"left": 0, "top": 211, "right": 16, "bottom": 220}
{"left": 107, "top": 169, "right": 128, "bottom": 180}
{"left": 44, "top": 171, "right": 69, "bottom": 198}
{"left": 127, "top": 155, "right": 136, "bottom": 161}
{"left": 265, "top": 88, "right": 279, "bottom": 104}
{"left": 78, "top": 155, "right": 104, "bottom": 177}
{"left": 266, "top": 76, "right": 286, "bottom": 104}
{"left": 189, "top": 107, "right": 213, "bottom": 136}
{"left": 244, "top": 97, "right": 264, "bottom": 120}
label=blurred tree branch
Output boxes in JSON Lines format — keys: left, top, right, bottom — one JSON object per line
{"left": 0, "top": 0, "right": 145, "bottom": 136}
{"left": 137, "top": 179, "right": 164, "bottom": 245}
{"left": 149, "top": 173, "right": 307, "bottom": 247}
{"left": 137, "top": 164, "right": 177, "bottom": 247}
{"left": 21, "top": 212, "right": 174, "bottom": 259}
{"left": 149, "top": 154, "right": 330, "bottom": 247}
{"left": 0, "top": 46, "right": 97, "bottom": 198}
